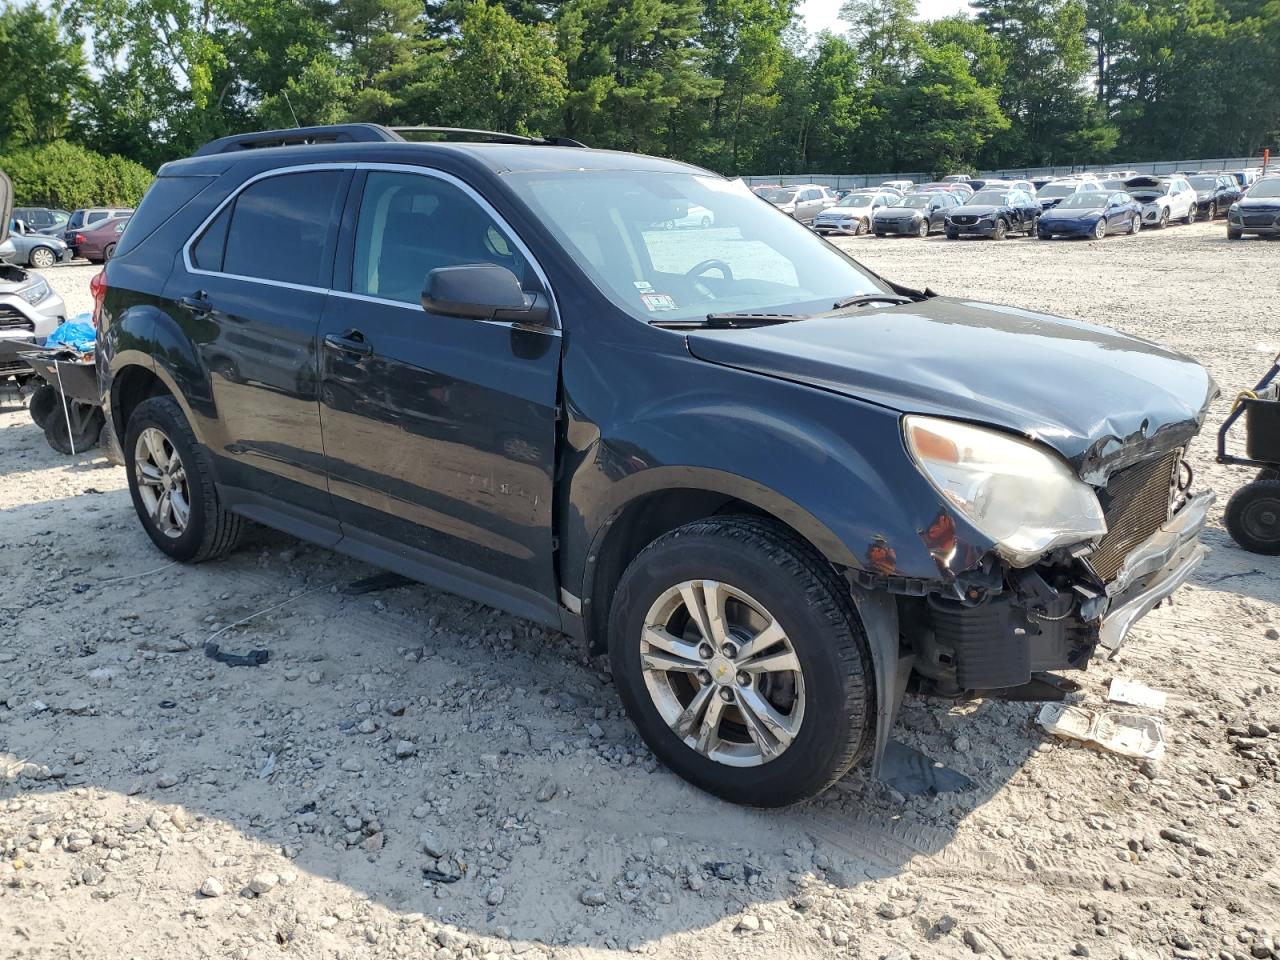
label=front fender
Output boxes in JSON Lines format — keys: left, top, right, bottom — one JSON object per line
{"left": 561, "top": 338, "right": 992, "bottom": 601}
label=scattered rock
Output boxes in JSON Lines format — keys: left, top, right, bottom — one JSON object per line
{"left": 395, "top": 740, "right": 417, "bottom": 758}
{"left": 248, "top": 871, "right": 279, "bottom": 895}
{"left": 199, "top": 877, "right": 225, "bottom": 898}
{"left": 735, "top": 914, "right": 761, "bottom": 932}
{"left": 486, "top": 885, "right": 505, "bottom": 906}
{"left": 580, "top": 888, "right": 607, "bottom": 907}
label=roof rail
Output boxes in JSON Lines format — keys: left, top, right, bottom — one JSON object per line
{"left": 390, "top": 126, "right": 587, "bottom": 148}
{"left": 192, "top": 123, "right": 405, "bottom": 157}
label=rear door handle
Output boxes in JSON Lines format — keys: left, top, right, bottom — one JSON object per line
{"left": 179, "top": 292, "right": 211, "bottom": 316}
{"left": 324, "top": 331, "right": 372, "bottom": 357}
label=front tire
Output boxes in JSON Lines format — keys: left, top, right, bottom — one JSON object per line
{"left": 993, "top": 218, "right": 1008, "bottom": 240}
{"left": 1183, "top": 203, "right": 1196, "bottom": 225}
{"left": 1159, "top": 208, "right": 1170, "bottom": 229}
{"left": 29, "top": 246, "right": 57, "bottom": 269}
{"left": 1225, "top": 480, "right": 1280, "bottom": 555}
{"left": 1207, "top": 202, "right": 1217, "bottom": 221}
{"left": 1227, "top": 227, "right": 1243, "bottom": 240}
{"left": 1093, "top": 218, "right": 1107, "bottom": 240}
{"left": 609, "top": 516, "right": 874, "bottom": 807}
{"left": 917, "top": 219, "right": 930, "bottom": 238}
{"left": 124, "top": 395, "right": 243, "bottom": 562}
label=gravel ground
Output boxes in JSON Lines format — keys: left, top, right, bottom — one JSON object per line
{"left": 2, "top": 225, "right": 1279, "bottom": 960}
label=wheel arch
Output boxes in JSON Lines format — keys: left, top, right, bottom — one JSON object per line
{"left": 577, "top": 468, "right": 860, "bottom": 657}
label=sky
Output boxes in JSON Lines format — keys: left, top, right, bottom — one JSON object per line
{"left": 797, "top": 0, "right": 972, "bottom": 35}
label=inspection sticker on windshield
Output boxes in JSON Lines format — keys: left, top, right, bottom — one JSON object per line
{"left": 641, "top": 292, "right": 678, "bottom": 312}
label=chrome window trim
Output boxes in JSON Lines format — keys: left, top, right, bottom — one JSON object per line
{"left": 179, "top": 160, "right": 560, "bottom": 328}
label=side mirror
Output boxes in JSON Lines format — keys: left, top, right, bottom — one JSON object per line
{"left": 422, "top": 263, "right": 550, "bottom": 326}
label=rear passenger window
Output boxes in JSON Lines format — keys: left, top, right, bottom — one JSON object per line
{"left": 219, "top": 171, "right": 346, "bottom": 287}
{"left": 351, "top": 171, "right": 531, "bottom": 305}
{"left": 191, "top": 206, "right": 231, "bottom": 271}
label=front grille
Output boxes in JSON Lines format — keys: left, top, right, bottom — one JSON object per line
{"left": 952, "top": 215, "right": 976, "bottom": 225}
{"left": 1088, "top": 451, "right": 1180, "bottom": 582}
{"left": 0, "top": 306, "right": 35, "bottom": 331}
{"left": 1243, "top": 214, "right": 1278, "bottom": 227}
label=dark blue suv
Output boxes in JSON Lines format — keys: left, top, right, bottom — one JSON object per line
{"left": 97, "top": 124, "right": 1216, "bottom": 805}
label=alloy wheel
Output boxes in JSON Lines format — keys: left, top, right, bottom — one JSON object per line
{"left": 639, "top": 580, "right": 805, "bottom": 767}
{"left": 1208, "top": 202, "right": 1217, "bottom": 221}
{"left": 30, "top": 247, "right": 56, "bottom": 269}
{"left": 1094, "top": 218, "right": 1107, "bottom": 239}
{"left": 1130, "top": 214, "right": 1141, "bottom": 234}
{"left": 133, "top": 427, "right": 191, "bottom": 539}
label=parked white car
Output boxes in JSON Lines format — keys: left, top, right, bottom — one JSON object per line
{"left": 1124, "top": 175, "right": 1198, "bottom": 228}
{"left": 664, "top": 204, "right": 715, "bottom": 229}
{"left": 879, "top": 179, "right": 914, "bottom": 194}
{"left": 761, "top": 184, "right": 838, "bottom": 223}
{"left": 812, "top": 191, "right": 901, "bottom": 236}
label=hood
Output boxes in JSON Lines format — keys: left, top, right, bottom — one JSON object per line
{"left": 1239, "top": 195, "right": 1280, "bottom": 209}
{"left": 1042, "top": 205, "right": 1102, "bottom": 219}
{"left": 821, "top": 205, "right": 871, "bottom": 217}
{"left": 950, "top": 204, "right": 1001, "bottom": 217}
{"left": 877, "top": 206, "right": 925, "bottom": 217}
{"left": 684, "top": 297, "right": 1216, "bottom": 484}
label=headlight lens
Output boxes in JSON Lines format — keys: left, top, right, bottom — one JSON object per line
{"left": 904, "top": 416, "right": 1107, "bottom": 566}
{"left": 20, "top": 278, "right": 51, "bottom": 305}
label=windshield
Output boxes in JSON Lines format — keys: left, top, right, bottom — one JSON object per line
{"left": 1039, "top": 184, "right": 1077, "bottom": 198}
{"left": 1247, "top": 178, "right": 1280, "bottom": 198}
{"left": 1188, "top": 176, "right": 1218, "bottom": 190}
{"left": 968, "top": 191, "right": 1010, "bottom": 205}
{"left": 514, "top": 171, "right": 887, "bottom": 323}
{"left": 837, "top": 193, "right": 876, "bottom": 207}
{"left": 895, "top": 195, "right": 932, "bottom": 209}
{"left": 763, "top": 188, "right": 797, "bottom": 203}
{"left": 1057, "top": 193, "right": 1109, "bottom": 209}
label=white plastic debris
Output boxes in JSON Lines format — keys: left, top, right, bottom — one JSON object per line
{"left": 1107, "top": 678, "right": 1169, "bottom": 710}
{"left": 1036, "top": 703, "right": 1166, "bottom": 760}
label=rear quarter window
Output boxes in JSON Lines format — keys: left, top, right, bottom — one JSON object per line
{"left": 115, "top": 176, "right": 217, "bottom": 258}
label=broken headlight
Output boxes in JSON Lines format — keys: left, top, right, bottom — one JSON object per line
{"left": 20, "top": 278, "right": 51, "bottom": 305}
{"left": 904, "top": 416, "right": 1107, "bottom": 567}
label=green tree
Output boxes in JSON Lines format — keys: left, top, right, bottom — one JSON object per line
{"left": 0, "top": 140, "right": 152, "bottom": 207}
{"left": 0, "top": 3, "right": 87, "bottom": 151}
{"left": 435, "top": 1, "right": 566, "bottom": 134}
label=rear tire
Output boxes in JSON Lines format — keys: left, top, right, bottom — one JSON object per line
{"left": 1225, "top": 480, "right": 1280, "bottom": 555}
{"left": 1207, "top": 202, "right": 1217, "bottom": 221}
{"left": 43, "top": 401, "right": 104, "bottom": 454}
{"left": 1159, "top": 208, "right": 1170, "bottom": 229}
{"left": 608, "top": 516, "right": 875, "bottom": 807}
{"left": 1129, "top": 213, "right": 1141, "bottom": 235}
{"left": 124, "top": 395, "right": 243, "bottom": 562}
{"left": 28, "top": 383, "right": 58, "bottom": 429}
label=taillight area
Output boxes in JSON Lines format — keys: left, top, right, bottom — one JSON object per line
{"left": 89, "top": 269, "right": 107, "bottom": 329}
{"left": 73, "top": 233, "right": 87, "bottom": 245}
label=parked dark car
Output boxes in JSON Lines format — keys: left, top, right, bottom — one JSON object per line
{"left": 1227, "top": 176, "right": 1280, "bottom": 239}
{"left": 943, "top": 188, "right": 1041, "bottom": 240}
{"left": 71, "top": 216, "right": 130, "bottom": 262}
{"left": 62, "top": 207, "right": 132, "bottom": 248}
{"left": 13, "top": 206, "right": 70, "bottom": 235}
{"left": 872, "top": 192, "right": 958, "bottom": 236}
{"left": 97, "top": 123, "right": 1216, "bottom": 807}
{"left": 1186, "top": 174, "right": 1242, "bottom": 220}
{"left": 1037, "top": 190, "right": 1143, "bottom": 240}
{"left": 1035, "top": 180, "right": 1097, "bottom": 211}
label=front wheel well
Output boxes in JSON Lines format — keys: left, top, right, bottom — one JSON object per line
{"left": 111, "top": 365, "right": 171, "bottom": 439}
{"left": 580, "top": 490, "right": 837, "bottom": 654}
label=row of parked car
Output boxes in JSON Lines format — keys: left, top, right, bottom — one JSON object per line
{"left": 5, "top": 206, "right": 134, "bottom": 266}
{"left": 754, "top": 167, "right": 1275, "bottom": 241}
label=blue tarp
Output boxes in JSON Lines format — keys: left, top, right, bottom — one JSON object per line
{"left": 45, "top": 315, "right": 96, "bottom": 353}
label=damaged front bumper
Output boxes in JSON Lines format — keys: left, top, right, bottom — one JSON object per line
{"left": 1096, "top": 490, "right": 1212, "bottom": 651}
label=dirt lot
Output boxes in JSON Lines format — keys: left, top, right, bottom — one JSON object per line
{"left": 2, "top": 226, "right": 1279, "bottom": 960}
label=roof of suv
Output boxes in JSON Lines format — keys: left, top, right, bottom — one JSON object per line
{"left": 160, "top": 139, "right": 708, "bottom": 179}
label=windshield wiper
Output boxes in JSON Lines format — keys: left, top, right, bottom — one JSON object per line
{"left": 831, "top": 293, "right": 914, "bottom": 310}
{"left": 651, "top": 312, "right": 806, "bottom": 329}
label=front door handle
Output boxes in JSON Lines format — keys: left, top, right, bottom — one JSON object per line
{"left": 324, "top": 330, "right": 372, "bottom": 357}
{"left": 179, "top": 291, "right": 211, "bottom": 316}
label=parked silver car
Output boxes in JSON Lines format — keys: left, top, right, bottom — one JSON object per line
{"left": 761, "top": 184, "right": 838, "bottom": 222}
{"left": 1, "top": 174, "right": 68, "bottom": 381}
{"left": 6, "top": 218, "right": 72, "bottom": 268}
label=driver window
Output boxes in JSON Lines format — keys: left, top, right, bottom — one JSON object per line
{"left": 352, "top": 171, "right": 530, "bottom": 306}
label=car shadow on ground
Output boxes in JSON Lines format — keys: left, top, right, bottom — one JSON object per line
{"left": 0, "top": 488, "right": 1056, "bottom": 950}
